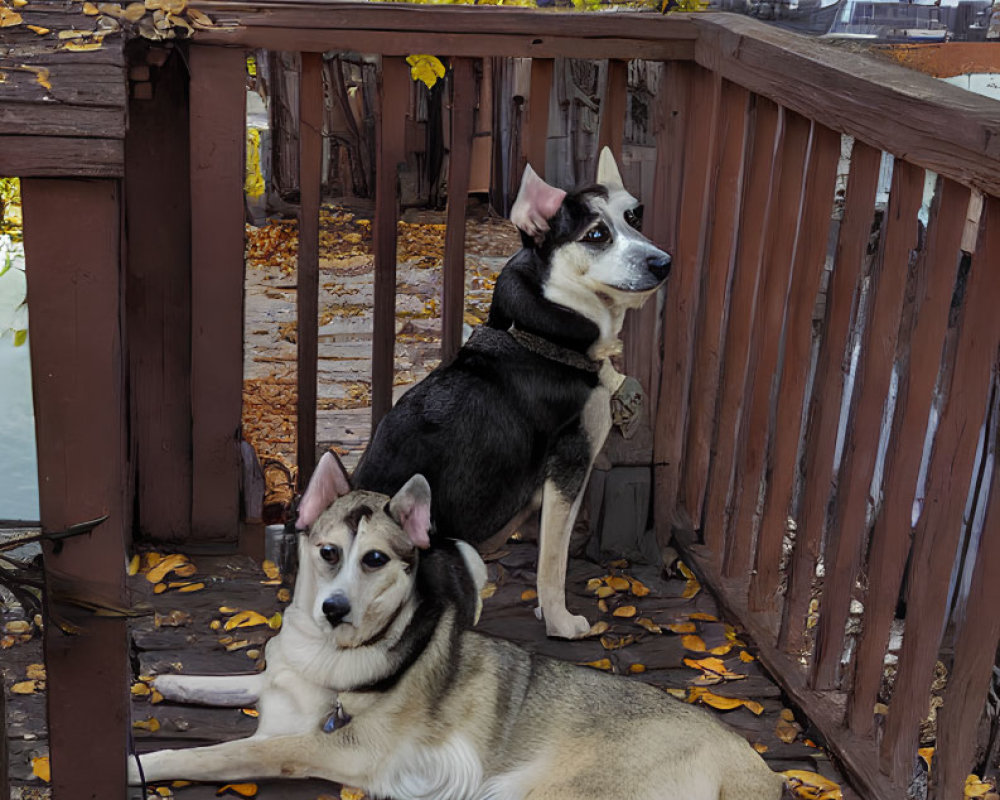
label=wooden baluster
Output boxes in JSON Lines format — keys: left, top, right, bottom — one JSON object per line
{"left": 297, "top": 52, "right": 323, "bottom": 487}
{"left": 598, "top": 58, "right": 627, "bottom": 159}
{"left": 441, "top": 58, "right": 477, "bottom": 364}
{"left": 372, "top": 56, "right": 409, "bottom": 429}
{"left": 525, "top": 57, "right": 553, "bottom": 176}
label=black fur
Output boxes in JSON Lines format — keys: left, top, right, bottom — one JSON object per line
{"left": 352, "top": 188, "right": 608, "bottom": 542}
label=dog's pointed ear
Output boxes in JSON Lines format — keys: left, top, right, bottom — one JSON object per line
{"left": 510, "top": 164, "right": 566, "bottom": 242}
{"left": 389, "top": 475, "right": 432, "bottom": 550}
{"left": 597, "top": 146, "right": 625, "bottom": 190}
{"left": 296, "top": 451, "right": 351, "bottom": 530}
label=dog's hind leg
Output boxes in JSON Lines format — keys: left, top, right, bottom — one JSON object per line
{"left": 152, "top": 673, "right": 265, "bottom": 707}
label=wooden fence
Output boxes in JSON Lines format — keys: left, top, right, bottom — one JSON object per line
{"left": 6, "top": 4, "right": 1000, "bottom": 797}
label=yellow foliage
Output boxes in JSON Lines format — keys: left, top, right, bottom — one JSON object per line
{"left": 32, "top": 755, "right": 50, "bottom": 782}
{"left": 406, "top": 55, "right": 446, "bottom": 90}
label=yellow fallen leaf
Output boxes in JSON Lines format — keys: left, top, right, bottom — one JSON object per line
{"left": 586, "top": 577, "right": 605, "bottom": 592}
{"left": 341, "top": 788, "right": 366, "bottom": 800}
{"left": 32, "top": 755, "right": 50, "bottom": 782}
{"left": 26, "top": 663, "right": 46, "bottom": 681}
{"left": 775, "top": 716, "right": 801, "bottom": 744}
{"left": 210, "top": 620, "right": 222, "bottom": 631}
{"left": 246, "top": 649, "right": 261, "bottom": 660}
{"left": 753, "top": 742, "right": 768, "bottom": 754}
{"left": 277, "top": 588, "right": 291, "bottom": 603}
{"left": 681, "top": 578, "right": 701, "bottom": 599}
{"left": 666, "top": 622, "right": 697, "bottom": 634}
{"left": 628, "top": 663, "right": 646, "bottom": 674}
{"left": 780, "top": 707, "right": 795, "bottom": 721}
{"left": 739, "top": 650, "right": 756, "bottom": 663}
{"left": 177, "top": 582, "right": 205, "bottom": 593}
{"left": 918, "top": 747, "right": 934, "bottom": 770}
{"left": 241, "top": 708, "right": 259, "bottom": 717}
{"left": 216, "top": 785, "right": 258, "bottom": 798}
{"left": 520, "top": 589, "right": 537, "bottom": 602}
{"left": 146, "top": 554, "right": 190, "bottom": 584}
{"left": 224, "top": 610, "right": 271, "bottom": 631}
{"left": 153, "top": 583, "right": 167, "bottom": 594}
{"left": 219, "top": 606, "right": 239, "bottom": 614}
{"left": 172, "top": 784, "right": 192, "bottom": 789}
{"left": 600, "top": 633, "right": 634, "bottom": 651}
{"left": 150, "top": 689, "right": 164, "bottom": 704}
{"left": 608, "top": 558, "right": 629, "bottom": 569}
{"left": 677, "top": 561, "right": 695, "bottom": 580}
{"left": 406, "top": 54, "right": 446, "bottom": 90}
{"left": 0, "top": 7, "right": 23, "bottom": 26}
{"left": 225, "top": 640, "right": 249, "bottom": 651}
{"left": 607, "top": 576, "right": 630, "bottom": 592}
{"left": 13, "top": 0, "right": 27, "bottom": 6}
{"left": 261, "top": 560, "right": 280, "bottom": 580}
{"left": 155, "top": 787, "right": 171, "bottom": 797}
{"left": 683, "top": 656, "right": 746, "bottom": 681}
{"left": 12, "top": 680, "right": 37, "bottom": 694}
{"left": 581, "top": 658, "right": 613, "bottom": 671}
{"left": 628, "top": 577, "right": 651, "bottom": 597}
{"left": 27, "top": 24, "right": 49, "bottom": 33}
{"left": 666, "top": 687, "right": 687, "bottom": 699}
{"left": 173, "top": 562, "right": 197, "bottom": 578}
{"left": 587, "top": 620, "right": 610, "bottom": 637}
{"left": 123, "top": 1, "right": 145, "bottom": 20}
{"left": 131, "top": 681, "right": 151, "bottom": 696}
{"left": 688, "top": 687, "right": 745, "bottom": 710}
{"left": 5, "top": 620, "right": 31, "bottom": 634}
{"left": 635, "top": 617, "right": 662, "bottom": 634}
{"left": 268, "top": 612, "right": 282, "bottom": 630}
{"left": 480, "top": 582, "right": 497, "bottom": 599}
{"left": 782, "top": 770, "right": 842, "bottom": 799}
{"left": 597, "top": 598, "right": 609, "bottom": 613}
{"left": 744, "top": 699, "right": 764, "bottom": 715}
{"left": 128, "top": 554, "right": 141, "bottom": 575}
{"left": 596, "top": 585, "right": 615, "bottom": 599}
{"left": 82, "top": 1, "right": 99, "bottom": 12}
{"left": 689, "top": 612, "right": 718, "bottom": 621}
{"left": 967, "top": 776, "right": 995, "bottom": 798}
{"left": 612, "top": 605, "right": 637, "bottom": 618}
{"left": 709, "top": 642, "right": 734, "bottom": 656}
{"left": 133, "top": 717, "right": 161, "bottom": 732}
{"left": 681, "top": 634, "right": 707, "bottom": 652}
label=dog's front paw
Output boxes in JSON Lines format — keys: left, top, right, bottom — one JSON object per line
{"left": 545, "top": 611, "right": 592, "bottom": 640}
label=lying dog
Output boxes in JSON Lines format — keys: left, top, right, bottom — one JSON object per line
{"left": 130, "top": 465, "right": 786, "bottom": 800}
{"left": 346, "top": 148, "right": 671, "bottom": 639}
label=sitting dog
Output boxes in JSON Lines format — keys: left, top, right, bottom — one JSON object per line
{"left": 130, "top": 460, "right": 786, "bottom": 800}
{"left": 349, "top": 148, "right": 671, "bottom": 639}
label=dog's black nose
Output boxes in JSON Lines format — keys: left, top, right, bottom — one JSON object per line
{"left": 322, "top": 594, "right": 351, "bottom": 627}
{"left": 647, "top": 253, "right": 672, "bottom": 281}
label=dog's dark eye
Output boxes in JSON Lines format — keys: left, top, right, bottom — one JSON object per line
{"left": 319, "top": 545, "right": 340, "bottom": 565}
{"left": 583, "top": 222, "right": 611, "bottom": 245}
{"left": 361, "top": 550, "right": 390, "bottom": 570}
{"left": 624, "top": 206, "right": 643, "bottom": 231}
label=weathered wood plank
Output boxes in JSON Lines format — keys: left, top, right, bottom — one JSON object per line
{"left": 189, "top": 44, "right": 246, "bottom": 542}
{"left": 681, "top": 80, "right": 750, "bottom": 528}
{"left": 191, "top": 26, "right": 695, "bottom": 60}
{"left": 598, "top": 58, "right": 627, "bottom": 160}
{"left": 442, "top": 57, "right": 476, "bottom": 364}
{"left": 0, "top": 102, "right": 125, "bottom": 138}
{"left": 652, "top": 64, "right": 719, "bottom": 531}
{"left": 0, "top": 134, "right": 123, "bottom": 177}
{"left": 724, "top": 109, "right": 811, "bottom": 582}
{"left": 701, "top": 95, "right": 781, "bottom": 565}
{"left": 22, "top": 177, "right": 129, "bottom": 800}
{"left": 933, "top": 342, "right": 1000, "bottom": 800}
{"left": 749, "top": 123, "right": 839, "bottom": 612}
{"left": 296, "top": 52, "right": 323, "bottom": 488}
{"left": 811, "top": 159, "right": 924, "bottom": 692}
{"left": 0, "top": 62, "right": 126, "bottom": 108}
{"left": 371, "top": 56, "right": 408, "bottom": 428}
{"left": 778, "top": 141, "right": 881, "bottom": 654}
{"left": 124, "top": 47, "right": 193, "bottom": 541}
{"left": 846, "top": 177, "right": 969, "bottom": 736}
{"left": 525, "top": 58, "right": 553, "bottom": 176}
{"left": 693, "top": 14, "right": 1000, "bottom": 197}
{"left": 882, "top": 195, "right": 1000, "bottom": 784}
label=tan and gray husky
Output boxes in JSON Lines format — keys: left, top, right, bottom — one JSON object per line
{"left": 129, "top": 453, "right": 786, "bottom": 799}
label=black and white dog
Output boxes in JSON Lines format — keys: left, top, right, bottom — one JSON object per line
{"left": 304, "top": 148, "right": 671, "bottom": 640}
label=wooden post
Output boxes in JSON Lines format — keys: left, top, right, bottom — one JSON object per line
{"left": 525, "top": 58, "right": 553, "bottom": 176}
{"left": 297, "top": 52, "right": 323, "bottom": 488}
{"left": 22, "top": 177, "right": 129, "bottom": 800}
{"left": 372, "top": 56, "right": 408, "bottom": 428}
{"left": 441, "top": 58, "right": 476, "bottom": 364}
{"left": 598, "top": 59, "right": 627, "bottom": 160}
{"left": 188, "top": 45, "right": 246, "bottom": 542}
{"left": 124, "top": 47, "right": 193, "bottom": 542}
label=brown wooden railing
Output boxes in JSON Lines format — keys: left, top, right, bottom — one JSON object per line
{"left": 9, "top": 5, "right": 1000, "bottom": 797}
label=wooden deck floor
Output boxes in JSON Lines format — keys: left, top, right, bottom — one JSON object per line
{"left": 4, "top": 532, "right": 852, "bottom": 798}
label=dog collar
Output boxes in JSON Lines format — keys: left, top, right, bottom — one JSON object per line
{"left": 322, "top": 700, "right": 352, "bottom": 733}
{"left": 508, "top": 327, "right": 601, "bottom": 374}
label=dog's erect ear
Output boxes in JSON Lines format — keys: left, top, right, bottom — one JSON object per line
{"left": 596, "top": 146, "right": 625, "bottom": 190}
{"left": 389, "top": 475, "right": 432, "bottom": 549}
{"left": 510, "top": 164, "right": 566, "bottom": 242}
{"left": 296, "top": 451, "right": 351, "bottom": 530}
